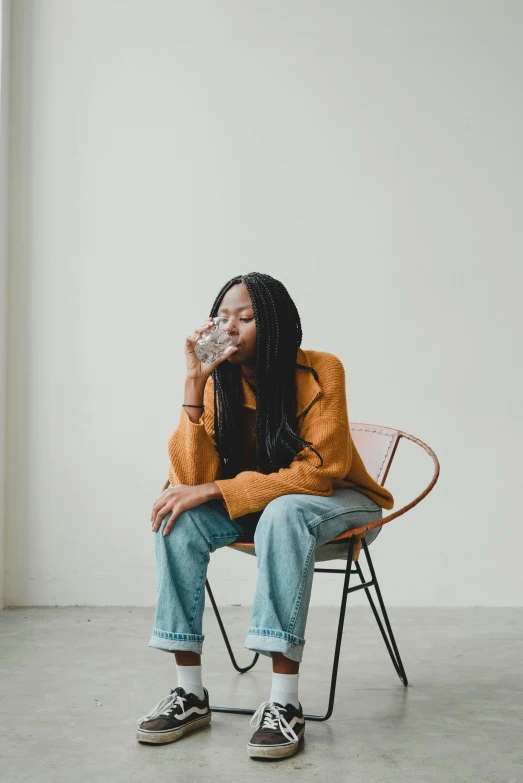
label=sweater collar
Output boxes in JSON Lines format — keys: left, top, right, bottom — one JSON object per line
{"left": 240, "top": 347, "right": 321, "bottom": 418}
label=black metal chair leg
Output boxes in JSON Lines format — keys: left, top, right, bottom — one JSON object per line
{"left": 305, "top": 536, "right": 356, "bottom": 721}
{"left": 205, "top": 538, "right": 357, "bottom": 721}
{"left": 205, "top": 578, "right": 259, "bottom": 675}
{"left": 205, "top": 534, "right": 407, "bottom": 721}
{"left": 354, "top": 540, "right": 408, "bottom": 686}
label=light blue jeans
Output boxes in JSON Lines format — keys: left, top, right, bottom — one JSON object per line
{"left": 148, "top": 487, "right": 383, "bottom": 663}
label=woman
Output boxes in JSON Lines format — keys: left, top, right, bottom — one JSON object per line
{"left": 136, "top": 272, "right": 394, "bottom": 759}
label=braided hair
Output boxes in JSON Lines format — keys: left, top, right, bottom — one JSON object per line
{"left": 209, "top": 272, "right": 324, "bottom": 479}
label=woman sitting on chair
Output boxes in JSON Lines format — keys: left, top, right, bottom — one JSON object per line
{"left": 137, "top": 271, "right": 394, "bottom": 759}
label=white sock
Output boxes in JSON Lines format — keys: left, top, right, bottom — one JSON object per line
{"left": 175, "top": 664, "right": 205, "bottom": 700}
{"left": 269, "top": 672, "right": 300, "bottom": 709}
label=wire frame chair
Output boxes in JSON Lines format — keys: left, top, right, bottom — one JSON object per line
{"left": 205, "top": 422, "right": 440, "bottom": 721}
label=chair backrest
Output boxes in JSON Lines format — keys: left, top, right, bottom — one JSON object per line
{"left": 228, "top": 421, "right": 439, "bottom": 562}
{"left": 349, "top": 423, "right": 400, "bottom": 486}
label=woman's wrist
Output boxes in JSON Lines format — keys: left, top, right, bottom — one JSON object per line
{"left": 201, "top": 481, "right": 223, "bottom": 502}
{"left": 183, "top": 377, "right": 207, "bottom": 422}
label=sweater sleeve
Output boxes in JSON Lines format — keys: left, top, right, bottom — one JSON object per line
{"left": 215, "top": 358, "right": 352, "bottom": 519}
{"left": 167, "top": 378, "right": 220, "bottom": 486}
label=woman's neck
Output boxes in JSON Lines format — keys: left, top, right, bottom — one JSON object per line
{"left": 241, "top": 365, "right": 256, "bottom": 389}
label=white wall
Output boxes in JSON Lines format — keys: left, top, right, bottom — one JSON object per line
{"left": 3, "top": 0, "right": 522, "bottom": 609}
{"left": 0, "top": 0, "right": 11, "bottom": 610}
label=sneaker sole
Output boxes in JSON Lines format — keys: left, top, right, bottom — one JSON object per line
{"left": 136, "top": 712, "right": 211, "bottom": 745}
{"left": 247, "top": 731, "right": 305, "bottom": 759}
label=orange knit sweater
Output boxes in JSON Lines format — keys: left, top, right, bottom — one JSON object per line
{"left": 168, "top": 348, "right": 394, "bottom": 520}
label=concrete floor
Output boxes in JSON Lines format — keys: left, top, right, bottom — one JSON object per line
{"left": 0, "top": 605, "right": 522, "bottom": 783}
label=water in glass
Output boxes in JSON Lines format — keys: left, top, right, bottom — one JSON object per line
{"left": 194, "top": 317, "right": 240, "bottom": 364}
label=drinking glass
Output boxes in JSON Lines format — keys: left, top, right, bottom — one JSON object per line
{"left": 194, "top": 316, "right": 240, "bottom": 364}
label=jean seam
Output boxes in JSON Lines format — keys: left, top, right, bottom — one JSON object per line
{"left": 287, "top": 535, "right": 316, "bottom": 636}
{"left": 209, "top": 532, "right": 241, "bottom": 539}
{"left": 188, "top": 547, "right": 209, "bottom": 634}
{"left": 152, "top": 629, "right": 204, "bottom": 641}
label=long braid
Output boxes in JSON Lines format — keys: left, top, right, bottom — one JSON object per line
{"left": 209, "top": 272, "right": 323, "bottom": 480}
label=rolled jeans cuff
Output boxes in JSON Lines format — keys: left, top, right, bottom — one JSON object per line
{"left": 148, "top": 629, "right": 204, "bottom": 655}
{"left": 244, "top": 627, "right": 306, "bottom": 663}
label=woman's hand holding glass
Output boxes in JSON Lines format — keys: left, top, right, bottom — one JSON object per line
{"left": 185, "top": 317, "right": 238, "bottom": 380}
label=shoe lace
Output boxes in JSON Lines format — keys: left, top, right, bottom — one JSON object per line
{"left": 137, "top": 690, "right": 187, "bottom": 727}
{"left": 249, "top": 701, "right": 299, "bottom": 743}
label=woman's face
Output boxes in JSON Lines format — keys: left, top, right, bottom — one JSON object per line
{"left": 217, "top": 282, "right": 257, "bottom": 365}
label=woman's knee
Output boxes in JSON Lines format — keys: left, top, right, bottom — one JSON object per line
{"left": 156, "top": 507, "right": 205, "bottom": 545}
{"left": 157, "top": 502, "right": 239, "bottom": 552}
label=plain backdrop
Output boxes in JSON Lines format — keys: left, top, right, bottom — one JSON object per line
{"left": 1, "top": 0, "right": 522, "bottom": 610}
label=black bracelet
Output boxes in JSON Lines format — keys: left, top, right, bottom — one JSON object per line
{"left": 183, "top": 403, "right": 204, "bottom": 409}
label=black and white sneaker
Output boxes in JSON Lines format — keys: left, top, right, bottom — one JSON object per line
{"left": 136, "top": 686, "right": 211, "bottom": 744}
{"left": 247, "top": 700, "right": 305, "bottom": 759}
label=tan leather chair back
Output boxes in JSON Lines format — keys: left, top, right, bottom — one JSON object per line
{"left": 349, "top": 423, "right": 400, "bottom": 486}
